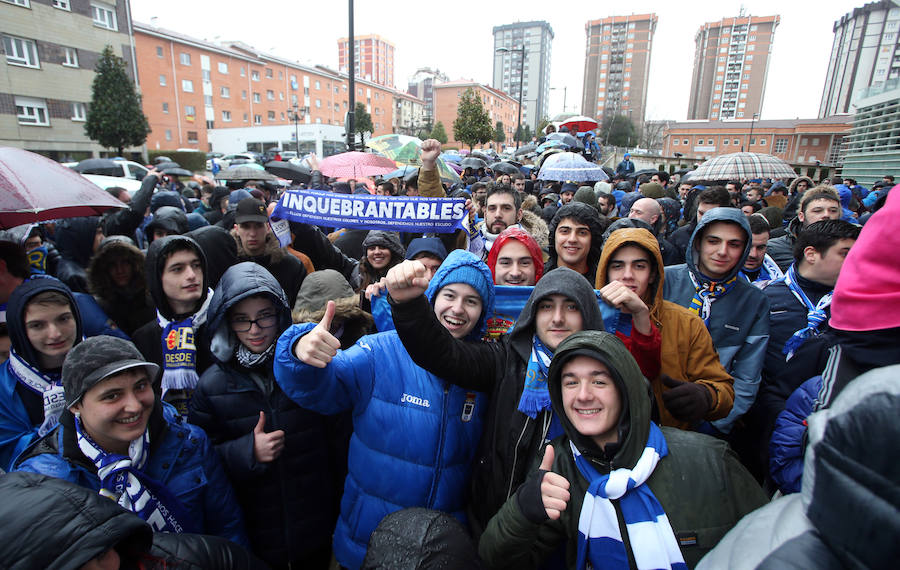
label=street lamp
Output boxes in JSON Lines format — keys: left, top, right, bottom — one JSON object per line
{"left": 287, "top": 104, "right": 308, "bottom": 156}
{"left": 745, "top": 112, "right": 760, "bottom": 152}
{"left": 496, "top": 45, "right": 525, "bottom": 150}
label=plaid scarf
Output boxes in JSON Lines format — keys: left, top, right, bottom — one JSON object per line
{"left": 571, "top": 424, "right": 686, "bottom": 570}
{"left": 688, "top": 272, "right": 738, "bottom": 326}
{"left": 516, "top": 336, "right": 553, "bottom": 419}
{"left": 74, "top": 413, "right": 196, "bottom": 534}
{"left": 157, "top": 290, "right": 212, "bottom": 400}
{"left": 778, "top": 265, "right": 832, "bottom": 360}
{"left": 8, "top": 349, "right": 64, "bottom": 437}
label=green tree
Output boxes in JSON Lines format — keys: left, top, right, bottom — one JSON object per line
{"left": 493, "top": 121, "right": 506, "bottom": 144}
{"left": 536, "top": 116, "right": 551, "bottom": 137}
{"left": 430, "top": 121, "right": 448, "bottom": 144}
{"left": 85, "top": 45, "right": 150, "bottom": 155}
{"left": 354, "top": 102, "right": 374, "bottom": 147}
{"left": 453, "top": 88, "right": 493, "bottom": 150}
{"left": 601, "top": 113, "right": 638, "bottom": 147}
{"left": 417, "top": 118, "right": 434, "bottom": 140}
{"left": 514, "top": 124, "right": 534, "bottom": 143}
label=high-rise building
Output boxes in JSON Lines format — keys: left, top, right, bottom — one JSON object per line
{"left": 408, "top": 67, "right": 449, "bottom": 123}
{"left": 819, "top": 0, "right": 900, "bottom": 118}
{"left": 491, "top": 21, "right": 554, "bottom": 134}
{"left": 338, "top": 34, "right": 395, "bottom": 88}
{"left": 582, "top": 14, "right": 657, "bottom": 134}
{"left": 687, "top": 15, "right": 780, "bottom": 121}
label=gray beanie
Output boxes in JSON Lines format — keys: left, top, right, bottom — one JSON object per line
{"left": 63, "top": 336, "right": 160, "bottom": 408}
{"left": 362, "top": 230, "right": 406, "bottom": 261}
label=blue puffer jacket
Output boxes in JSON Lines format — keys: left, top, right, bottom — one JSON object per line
{"left": 13, "top": 403, "right": 249, "bottom": 547}
{"left": 769, "top": 375, "right": 821, "bottom": 495}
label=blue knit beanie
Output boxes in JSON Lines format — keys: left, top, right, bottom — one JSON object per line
{"left": 424, "top": 249, "right": 495, "bottom": 340}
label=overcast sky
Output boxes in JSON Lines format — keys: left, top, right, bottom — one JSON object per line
{"left": 131, "top": 0, "right": 865, "bottom": 121}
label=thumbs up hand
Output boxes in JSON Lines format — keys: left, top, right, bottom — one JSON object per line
{"left": 294, "top": 300, "right": 341, "bottom": 367}
{"left": 385, "top": 260, "right": 431, "bottom": 303}
{"left": 538, "top": 445, "right": 570, "bottom": 520}
{"left": 252, "top": 411, "right": 286, "bottom": 463}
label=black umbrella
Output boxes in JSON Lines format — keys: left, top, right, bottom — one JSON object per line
{"left": 601, "top": 166, "right": 615, "bottom": 178}
{"left": 468, "top": 152, "right": 492, "bottom": 162}
{"left": 215, "top": 165, "right": 277, "bottom": 181}
{"left": 546, "top": 132, "right": 584, "bottom": 150}
{"left": 264, "top": 160, "right": 311, "bottom": 183}
{"left": 627, "top": 168, "right": 662, "bottom": 180}
{"left": 513, "top": 144, "right": 537, "bottom": 156}
{"left": 489, "top": 162, "right": 520, "bottom": 175}
{"left": 71, "top": 158, "right": 118, "bottom": 175}
{"left": 460, "top": 157, "right": 487, "bottom": 169}
{"left": 153, "top": 156, "right": 173, "bottom": 164}
{"left": 674, "top": 168, "right": 692, "bottom": 176}
{"left": 161, "top": 167, "right": 193, "bottom": 177}
{"left": 154, "top": 161, "right": 181, "bottom": 171}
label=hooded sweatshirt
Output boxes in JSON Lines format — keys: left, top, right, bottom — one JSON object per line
{"left": 478, "top": 331, "right": 766, "bottom": 569}
{"left": 663, "top": 208, "right": 769, "bottom": 433}
{"left": 53, "top": 216, "right": 100, "bottom": 293}
{"left": 598, "top": 228, "right": 734, "bottom": 429}
{"left": 87, "top": 238, "right": 156, "bottom": 336}
{"left": 545, "top": 202, "right": 606, "bottom": 284}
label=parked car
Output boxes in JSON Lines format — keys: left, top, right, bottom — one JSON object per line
{"left": 80, "top": 174, "right": 143, "bottom": 196}
{"left": 64, "top": 160, "right": 149, "bottom": 181}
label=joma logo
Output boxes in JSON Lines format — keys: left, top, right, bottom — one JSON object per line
{"left": 401, "top": 393, "right": 430, "bottom": 408}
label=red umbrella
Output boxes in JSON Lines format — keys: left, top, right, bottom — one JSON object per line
{"left": 318, "top": 151, "right": 397, "bottom": 178}
{"left": 0, "top": 147, "right": 126, "bottom": 229}
{"left": 559, "top": 115, "right": 599, "bottom": 134}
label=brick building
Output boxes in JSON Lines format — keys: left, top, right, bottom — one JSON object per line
{"left": 338, "top": 34, "right": 394, "bottom": 88}
{"left": 687, "top": 15, "right": 780, "bottom": 121}
{"left": 433, "top": 80, "right": 519, "bottom": 149}
{"left": 582, "top": 14, "right": 657, "bottom": 133}
{"left": 1, "top": 0, "right": 139, "bottom": 160}
{"left": 134, "top": 22, "right": 401, "bottom": 152}
{"left": 663, "top": 116, "right": 854, "bottom": 166}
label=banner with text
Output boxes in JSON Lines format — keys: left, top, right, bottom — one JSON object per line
{"left": 272, "top": 190, "right": 467, "bottom": 233}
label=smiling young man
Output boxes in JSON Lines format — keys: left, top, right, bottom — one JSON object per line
{"left": 487, "top": 227, "right": 544, "bottom": 287}
{"left": 545, "top": 202, "right": 606, "bottom": 284}
{"left": 476, "top": 185, "right": 523, "bottom": 254}
{"left": 768, "top": 186, "right": 842, "bottom": 271}
{"left": 663, "top": 208, "right": 769, "bottom": 436}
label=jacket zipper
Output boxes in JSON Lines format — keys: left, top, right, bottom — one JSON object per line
{"left": 506, "top": 411, "right": 552, "bottom": 500}
{"left": 427, "top": 382, "right": 450, "bottom": 507}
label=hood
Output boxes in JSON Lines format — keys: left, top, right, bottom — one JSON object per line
{"left": 548, "top": 330, "right": 650, "bottom": 469}
{"left": 509, "top": 267, "right": 605, "bottom": 361}
{"left": 486, "top": 227, "right": 545, "bottom": 284}
{"left": 0, "top": 472, "right": 153, "bottom": 568}
{"left": 150, "top": 190, "right": 185, "bottom": 212}
{"left": 834, "top": 184, "right": 852, "bottom": 208}
{"left": 232, "top": 229, "right": 286, "bottom": 263}
{"left": 206, "top": 262, "right": 291, "bottom": 363}
{"left": 184, "top": 225, "right": 237, "bottom": 290}
{"left": 789, "top": 176, "right": 815, "bottom": 194}
{"left": 293, "top": 269, "right": 374, "bottom": 334}
{"left": 404, "top": 237, "right": 447, "bottom": 262}
{"left": 7, "top": 276, "right": 83, "bottom": 367}
{"left": 802, "top": 364, "right": 900, "bottom": 568}
{"left": 519, "top": 209, "right": 550, "bottom": 253}
{"left": 830, "top": 189, "right": 900, "bottom": 331}
{"left": 54, "top": 216, "right": 99, "bottom": 267}
{"left": 146, "top": 206, "right": 189, "bottom": 242}
{"left": 423, "top": 249, "right": 495, "bottom": 341}
{"left": 87, "top": 238, "right": 146, "bottom": 301}
{"left": 145, "top": 235, "right": 209, "bottom": 320}
{"left": 595, "top": 228, "right": 664, "bottom": 325}
{"left": 547, "top": 202, "right": 606, "bottom": 269}
{"left": 686, "top": 207, "right": 751, "bottom": 282}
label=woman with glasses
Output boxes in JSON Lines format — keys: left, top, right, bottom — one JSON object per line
{"left": 189, "top": 262, "right": 340, "bottom": 569}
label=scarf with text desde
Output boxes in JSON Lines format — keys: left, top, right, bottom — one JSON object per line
{"left": 272, "top": 190, "right": 467, "bottom": 233}
{"left": 571, "top": 424, "right": 687, "bottom": 570}
{"left": 157, "top": 290, "right": 212, "bottom": 398}
{"left": 74, "top": 414, "right": 197, "bottom": 534}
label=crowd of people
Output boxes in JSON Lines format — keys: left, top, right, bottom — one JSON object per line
{"left": 0, "top": 137, "right": 896, "bottom": 569}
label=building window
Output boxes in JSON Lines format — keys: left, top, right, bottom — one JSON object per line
{"left": 71, "top": 102, "right": 86, "bottom": 121}
{"left": 759, "top": 138, "right": 767, "bottom": 146}
{"left": 202, "top": 70, "right": 210, "bottom": 82}
{"left": 774, "top": 138, "right": 788, "bottom": 153}
{"left": 315, "top": 80, "right": 320, "bottom": 90}
{"left": 266, "top": 90, "right": 274, "bottom": 100}
{"left": 251, "top": 70, "right": 260, "bottom": 81}
{"left": 162, "top": 102, "right": 169, "bottom": 114}
{"left": 240, "top": 67, "right": 246, "bottom": 76}
{"left": 811, "top": 137, "right": 820, "bottom": 146}
{"left": 683, "top": 139, "right": 689, "bottom": 145}
{"left": 182, "top": 79, "right": 194, "bottom": 93}
{"left": 279, "top": 92, "right": 284, "bottom": 101}
{"left": 3, "top": 0, "right": 30, "bottom": 6}
{"left": 723, "top": 139, "right": 729, "bottom": 145}
{"left": 800, "top": 138, "right": 808, "bottom": 146}
{"left": 241, "top": 90, "right": 247, "bottom": 99}
{"left": 159, "top": 75, "right": 166, "bottom": 86}
{"left": 243, "top": 113, "right": 248, "bottom": 122}
{"left": 2, "top": 35, "right": 40, "bottom": 68}
{"left": 220, "top": 86, "right": 230, "bottom": 98}
{"left": 673, "top": 139, "right": 680, "bottom": 145}
{"left": 180, "top": 53, "right": 191, "bottom": 65}
{"left": 267, "top": 111, "right": 275, "bottom": 120}
{"left": 253, "top": 92, "right": 260, "bottom": 103}
{"left": 91, "top": 3, "right": 117, "bottom": 30}
{"left": 278, "top": 71, "right": 283, "bottom": 79}
{"left": 184, "top": 105, "right": 195, "bottom": 117}
{"left": 156, "top": 46, "right": 163, "bottom": 58}
{"left": 187, "top": 131, "right": 198, "bottom": 143}
{"left": 165, "top": 129, "right": 172, "bottom": 141}
{"left": 315, "top": 99, "right": 321, "bottom": 108}
{"left": 222, "top": 110, "right": 231, "bottom": 122}
{"left": 265, "top": 68, "right": 273, "bottom": 78}
{"left": 733, "top": 139, "right": 739, "bottom": 145}
{"left": 203, "top": 95, "right": 212, "bottom": 106}
{"left": 15, "top": 96, "right": 49, "bottom": 126}
{"left": 254, "top": 114, "right": 262, "bottom": 125}
{"left": 218, "top": 62, "right": 228, "bottom": 74}
{"left": 52, "top": 0, "right": 70, "bottom": 9}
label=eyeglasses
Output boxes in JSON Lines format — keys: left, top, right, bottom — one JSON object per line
{"left": 230, "top": 313, "right": 278, "bottom": 332}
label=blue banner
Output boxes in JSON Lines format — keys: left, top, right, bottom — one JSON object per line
{"left": 272, "top": 189, "right": 467, "bottom": 233}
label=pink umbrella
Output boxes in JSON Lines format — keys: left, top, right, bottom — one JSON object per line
{"left": 0, "top": 147, "right": 126, "bottom": 229}
{"left": 318, "top": 151, "right": 397, "bottom": 178}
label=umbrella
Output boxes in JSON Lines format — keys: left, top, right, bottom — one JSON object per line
{"left": 153, "top": 161, "right": 181, "bottom": 171}
{"left": 381, "top": 165, "right": 419, "bottom": 181}
{"left": 0, "top": 147, "right": 126, "bottom": 228}
{"left": 534, "top": 148, "right": 565, "bottom": 169}
{"left": 446, "top": 162, "right": 464, "bottom": 174}
{"left": 489, "top": 162, "right": 520, "bottom": 175}
{"left": 153, "top": 156, "right": 173, "bottom": 164}
{"left": 551, "top": 112, "right": 579, "bottom": 122}
{"left": 689, "top": 152, "right": 798, "bottom": 181}
{"left": 71, "top": 158, "right": 119, "bottom": 175}
{"left": 674, "top": 168, "right": 692, "bottom": 176}
{"left": 161, "top": 167, "right": 193, "bottom": 177}
{"left": 602, "top": 166, "right": 615, "bottom": 178}
{"left": 513, "top": 143, "right": 537, "bottom": 156}
{"left": 460, "top": 157, "right": 487, "bottom": 169}
{"left": 264, "top": 160, "right": 311, "bottom": 183}
{"left": 468, "top": 152, "right": 492, "bottom": 162}
{"left": 559, "top": 115, "right": 599, "bottom": 134}
{"left": 627, "top": 168, "right": 662, "bottom": 180}
{"left": 440, "top": 152, "right": 462, "bottom": 163}
{"left": 318, "top": 151, "right": 397, "bottom": 178}
{"left": 536, "top": 140, "right": 566, "bottom": 154}
{"left": 546, "top": 132, "right": 583, "bottom": 149}
{"left": 365, "top": 134, "right": 461, "bottom": 184}
{"left": 537, "top": 152, "right": 609, "bottom": 183}
{"left": 215, "top": 165, "right": 277, "bottom": 181}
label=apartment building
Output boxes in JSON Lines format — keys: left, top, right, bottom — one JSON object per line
{"left": 492, "top": 21, "right": 554, "bottom": 133}
{"left": 408, "top": 67, "right": 448, "bottom": 122}
{"left": 687, "top": 15, "right": 780, "bottom": 121}
{"left": 433, "top": 80, "right": 519, "bottom": 149}
{"left": 338, "top": 34, "right": 394, "bottom": 88}
{"left": 393, "top": 90, "right": 427, "bottom": 136}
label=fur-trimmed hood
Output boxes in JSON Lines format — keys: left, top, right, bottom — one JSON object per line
{"left": 87, "top": 238, "right": 147, "bottom": 301}
{"left": 231, "top": 229, "right": 286, "bottom": 263}
{"left": 519, "top": 209, "right": 550, "bottom": 254}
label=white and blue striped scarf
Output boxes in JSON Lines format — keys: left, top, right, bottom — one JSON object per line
{"left": 570, "top": 424, "right": 687, "bottom": 570}
{"left": 778, "top": 265, "right": 832, "bottom": 360}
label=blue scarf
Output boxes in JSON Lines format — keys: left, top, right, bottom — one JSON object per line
{"left": 8, "top": 349, "right": 64, "bottom": 436}
{"left": 26, "top": 245, "right": 49, "bottom": 275}
{"left": 517, "top": 336, "right": 553, "bottom": 419}
{"left": 157, "top": 290, "right": 212, "bottom": 400}
{"left": 571, "top": 424, "right": 686, "bottom": 570}
{"left": 688, "top": 272, "right": 738, "bottom": 326}
{"left": 778, "top": 265, "right": 832, "bottom": 360}
{"left": 74, "top": 413, "right": 197, "bottom": 534}
{"left": 740, "top": 254, "right": 783, "bottom": 289}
